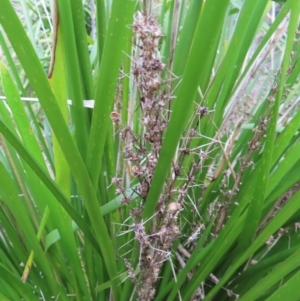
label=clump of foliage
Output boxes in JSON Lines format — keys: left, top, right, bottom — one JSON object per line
{"left": 0, "top": 0, "right": 300, "bottom": 301}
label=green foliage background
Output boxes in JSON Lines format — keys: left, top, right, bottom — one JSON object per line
{"left": 0, "top": 0, "right": 299, "bottom": 300}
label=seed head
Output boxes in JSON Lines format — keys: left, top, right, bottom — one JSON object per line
{"left": 167, "top": 202, "right": 181, "bottom": 213}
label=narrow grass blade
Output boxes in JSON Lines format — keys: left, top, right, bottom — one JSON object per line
{"left": 0, "top": 3, "right": 121, "bottom": 297}
{"left": 86, "top": 0, "right": 136, "bottom": 188}
{"left": 0, "top": 265, "right": 40, "bottom": 301}
{"left": 238, "top": 248, "right": 300, "bottom": 301}
{"left": 56, "top": 0, "right": 89, "bottom": 158}
{"left": 238, "top": 0, "right": 300, "bottom": 251}
{"left": 265, "top": 270, "right": 300, "bottom": 301}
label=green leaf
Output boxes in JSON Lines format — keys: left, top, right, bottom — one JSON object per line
{"left": 0, "top": 2, "right": 121, "bottom": 297}
{"left": 239, "top": 248, "right": 300, "bottom": 301}
{"left": 0, "top": 265, "right": 41, "bottom": 301}
{"left": 86, "top": 0, "right": 136, "bottom": 189}
{"left": 265, "top": 270, "right": 300, "bottom": 301}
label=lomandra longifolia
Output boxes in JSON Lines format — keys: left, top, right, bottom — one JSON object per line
{"left": 113, "top": 9, "right": 211, "bottom": 300}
